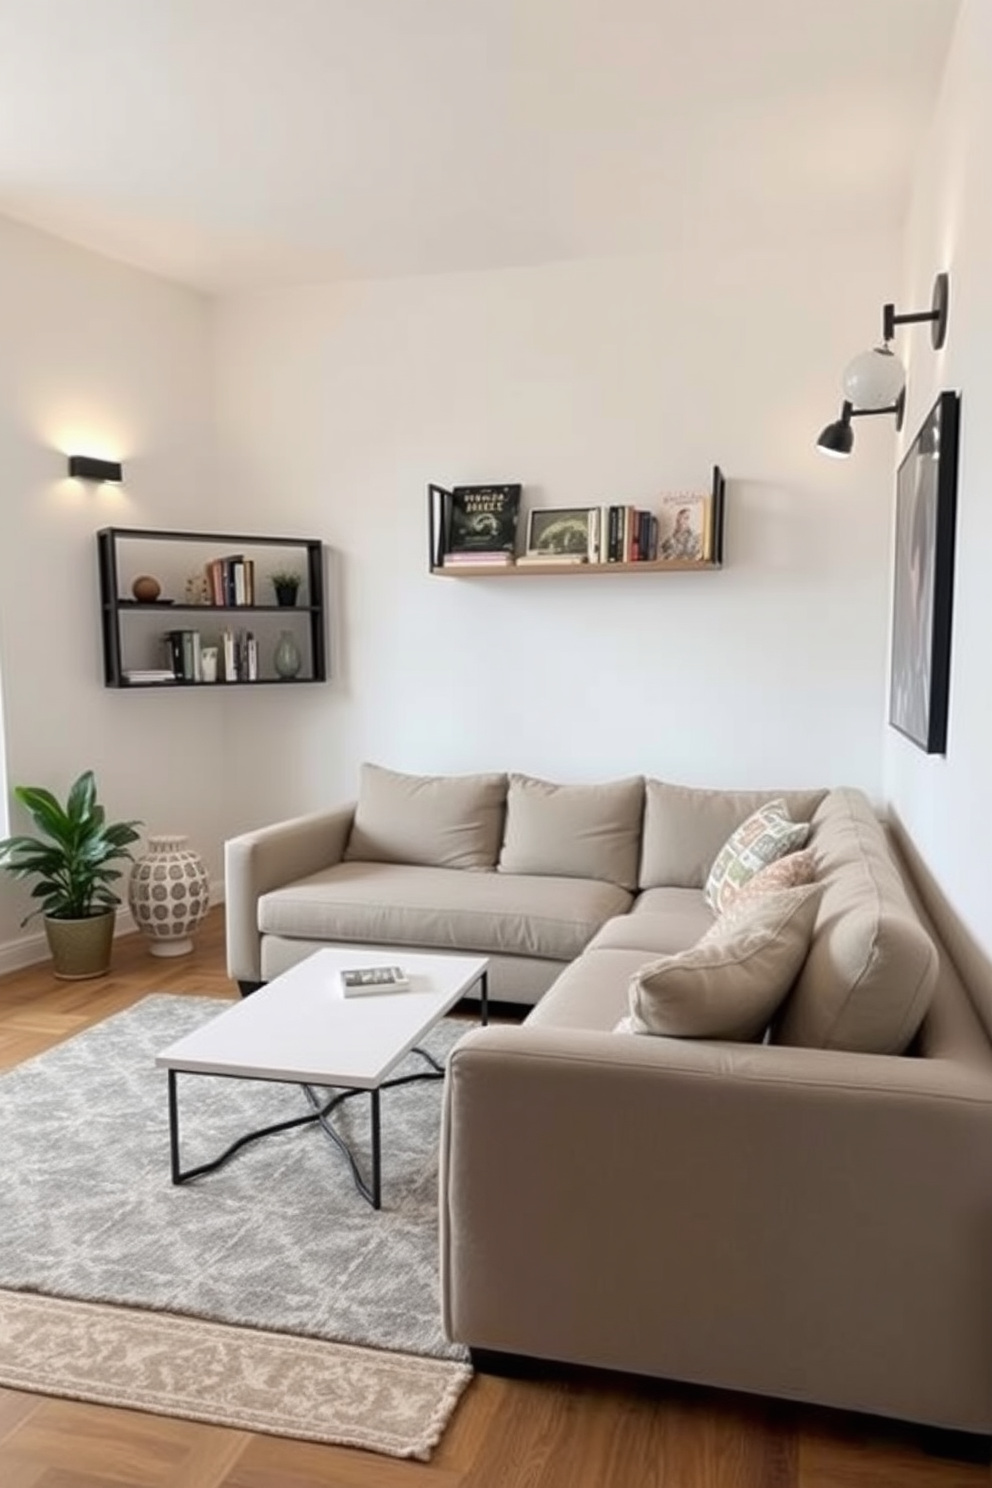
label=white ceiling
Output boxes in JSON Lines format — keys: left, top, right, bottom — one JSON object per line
{"left": 0, "top": 0, "right": 960, "bottom": 295}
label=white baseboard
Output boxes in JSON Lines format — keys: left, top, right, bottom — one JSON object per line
{"left": 0, "top": 877, "right": 225, "bottom": 979}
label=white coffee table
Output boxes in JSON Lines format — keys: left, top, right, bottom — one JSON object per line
{"left": 156, "top": 946, "right": 489, "bottom": 1208}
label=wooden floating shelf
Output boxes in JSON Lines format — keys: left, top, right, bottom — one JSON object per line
{"left": 432, "top": 559, "right": 722, "bottom": 577}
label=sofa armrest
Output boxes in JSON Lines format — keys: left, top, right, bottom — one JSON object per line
{"left": 224, "top": 804, "right": 355, "bottom": 983}
{"left": 440, "top": 1026, "right": 992, "bottom": 1432}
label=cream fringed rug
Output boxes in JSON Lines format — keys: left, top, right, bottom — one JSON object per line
{"left": 0, "top": 994, "right": 475, "bottom": 1459}
{"left": 0, "top": 1291, "right": 471, "bottom": 1459}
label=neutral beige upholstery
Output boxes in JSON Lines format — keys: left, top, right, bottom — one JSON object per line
{"left": 525, "top": 947, "right": 652, "bottom": 1031}
{"left": 497, "top": 773, "right": 644, "bottom": 890}
{"left": 225, "top": 776, "right": 992, "bottom": 1432}
{"left": 638, "top": 779, "right": 827, "bottom": 889}
{"left": 260, "top": 936, "right": 561, "bottom": 1004}
{"left": 774, "top": 788, "right": 938, "bottom": 1054}
{"left": 590, "top": 893, "right": 714, "bottom": 954}
{"left": 225, "top": 804, "right": 355, "bottom": 982}
{"left": 440, "top": 1016, "right": 992, "bottom": 1434}
{"left": 344, "top": 762, "right": 507, "bottom": 870}
{"left": 259, "top": 861, "right": 630, "bottom": 963}
{"left": 628, "top": 885, "right": 821, "bottom": 1041}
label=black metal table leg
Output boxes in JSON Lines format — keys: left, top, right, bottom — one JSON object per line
{"left": 370, "top": 1089, "right": 381, "bottom": 1210}
{"left": 480, "top": 969, "right": 489, "bottom": 1025}
{"left": 168, "top": 1069, "right": 181, "bottom": 1184}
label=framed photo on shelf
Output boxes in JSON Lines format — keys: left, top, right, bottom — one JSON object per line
{"left": 888, "top": 390, "right": 960, "bottom": 755}
{"left": 525, "top": 507, "right": 594, "bottom": 558}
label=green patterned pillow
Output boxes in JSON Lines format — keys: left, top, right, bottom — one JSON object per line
{"left": 704, "top": 799, "right": 810, "bottom": 914}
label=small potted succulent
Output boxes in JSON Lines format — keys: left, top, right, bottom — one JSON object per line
{"left": 0, "top": 770, "right": 141, "bottom": 980}
{"left": 271, "top": 570, "right": 302, "bottom": 607}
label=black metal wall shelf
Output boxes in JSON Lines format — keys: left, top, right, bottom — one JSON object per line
{"left": 97, "top": 527, "right": 328, "bottom": 689}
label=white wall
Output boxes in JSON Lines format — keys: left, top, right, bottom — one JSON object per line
{"left": 0, "top": 167, "right": 938, "bottom": 975}
{"left": 211, "top": 233, "right": 901, "bottom": 835}
{"left": 884, "top": 0, "right": 992, "bottom": 963}
{"left": 0, "top": 216, "right": 224, "bottom": 967}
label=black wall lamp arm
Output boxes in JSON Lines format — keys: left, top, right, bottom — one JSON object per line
{"left": 883, "top": 271, "right": 949, "bottom": 349}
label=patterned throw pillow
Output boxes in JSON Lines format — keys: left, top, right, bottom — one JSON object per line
{"left": 704, "top": 800, "right": 810, "bottom": 914}
{"left": 718, "top": 848, "right": 817, "bottom": 916}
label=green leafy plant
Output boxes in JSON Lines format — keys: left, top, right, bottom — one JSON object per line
{"left": 271, "top": 569, "right": 301, "bottom": 590}
{"left": 0, "top": 770, "right": 141, "bottom": 924}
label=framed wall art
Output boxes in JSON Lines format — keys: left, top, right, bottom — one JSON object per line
{"left": 888, "top": 389, "right": 960, "bottom": 754}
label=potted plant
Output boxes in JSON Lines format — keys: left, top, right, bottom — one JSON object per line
{"left": 0, "top": 770, "right": 141, "bottom": 980}
{"left": 271, "top": 569, "right": 302, "bottom": 607}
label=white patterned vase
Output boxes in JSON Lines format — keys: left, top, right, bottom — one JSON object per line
{"left": 128, "top": 834, "right": 210, "bottom": 957}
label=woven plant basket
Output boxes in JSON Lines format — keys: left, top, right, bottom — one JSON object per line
{"left": 43, "top": 909, "right": 116, "bottom": 980}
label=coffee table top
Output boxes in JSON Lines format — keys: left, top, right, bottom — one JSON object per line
{"left": 156, "top": 946, "right": 488, "bottom": 1089}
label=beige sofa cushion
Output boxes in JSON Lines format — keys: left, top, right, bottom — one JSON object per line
{"left": 590, "top": 892, "right": 714, "bottom": 956}
{"left": 639, "top": 780, "right": 827, "bottom": 889}
{"left": 704, "top": 801, "right": 810, "bottom": 912}
{"left": 343, "top": 763, "right": 506, "bottom": 870}
{"left": 625, "top": 886, "right": 821, "bottom": 1041}
{"left": 773, "top": 789, "right": 938, "bottom": 1054}
{"left": 497, "top": 773, "right": 644, "bottom": 890}
{"left": 259, "top": 860, "right": 631, "bottom": 962}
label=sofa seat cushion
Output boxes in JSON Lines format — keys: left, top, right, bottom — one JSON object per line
{"left": 773, "top": 789, "right": 939, "bottom": 1054}
{"left": 343, "top": 762, "right": 507, "bottom": 870}
{"left": 258, "top": 861, "right": 631, "bottom": 962}
{"left": 639, "top": 780, "right": 827, "bottom": 889}
{"left": 525, "top": 947, "right": 653, "bottom": 1032}
{"left": 497, "top": 773, "right": 644, "bottom": 890}
{"left": 590, "top": 891, "right": 714, "bottom": 955}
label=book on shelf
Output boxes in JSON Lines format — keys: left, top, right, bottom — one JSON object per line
{"left": 446, "top": 483, "right": 521, "bottom": 557}
{"left": 164, "top": 628, "right": 203, "bottom": 682}
{"left": 205, "top": 554, "right": 255, "bottom": 606}
{"left": 442, "top": 551, "right": 515, "bottom": 567}
{"left": 657, "top": 490, "right": 711, "bottom": 562}
{"left": 218, "top": 627, "right": 259, "bottom": 681}
{"left": 123, "top": 668, "right": 176, "bottom": 684}
{"left": 339, "top": 965, "right": 410, "bottom": 996}
{"left": 516, "top": 552, "right": 587, "bottom": 565}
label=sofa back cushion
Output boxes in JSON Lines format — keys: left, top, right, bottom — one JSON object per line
{"left": 497, "top": 773, "right": 644, "bottom": 890}
{"left": 772, "top": 788, "right": 938, "bottom": 1054}
{"left": 638, "top": 780, "right": 828, "bottom": 889}
{"left": 344, "top": 763, "right": 507, "bottom": 870}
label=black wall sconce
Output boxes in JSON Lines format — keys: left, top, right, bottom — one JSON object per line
{"left": 816, "top": 271, "right": 949, "bottom": 459}
{"left": 883, "top": 271, "right": 949, "bottom": 349}
{"left": 68, "top": 454, "right": 123, "bottom": 483}
{"left": 816, "top": 391, "right": 906, "bottom": 459}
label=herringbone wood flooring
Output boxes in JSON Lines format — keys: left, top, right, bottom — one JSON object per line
{"left": 0, "top": 911, "right": 987, "bottom": 1487}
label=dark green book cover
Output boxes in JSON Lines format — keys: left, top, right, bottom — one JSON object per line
{"left": 448, "top": 484, "right": 522, "bottom": 554}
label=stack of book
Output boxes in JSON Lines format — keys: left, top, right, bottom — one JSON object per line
{"left": 122, "top": 668, "right": 176, "bottom": 685}
{"left": 431, "top": 482, "right": 522, "bottom": 567}
{"left": 442, "top": 551, "right": 515, "bottom": 568}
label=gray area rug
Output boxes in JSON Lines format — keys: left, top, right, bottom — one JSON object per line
{"left": 0, "top": 994, "right": 469, "bottom": 1362}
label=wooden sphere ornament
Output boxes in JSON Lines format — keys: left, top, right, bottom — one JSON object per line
{"left": 131, "top": 575, "right": 162, "bottom": 603}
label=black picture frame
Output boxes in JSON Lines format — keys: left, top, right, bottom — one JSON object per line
{"left": 888, "top": 390, "right": 960, "bottom": 754}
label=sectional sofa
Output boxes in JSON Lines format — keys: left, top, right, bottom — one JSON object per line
{"left": 224, "top": 763, "right": 992, "bottom": 1440}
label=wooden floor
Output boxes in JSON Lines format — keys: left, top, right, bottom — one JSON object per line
{"left": 0, "top": 908, "right": 987, "bottom": 1488}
